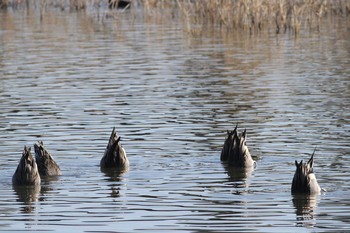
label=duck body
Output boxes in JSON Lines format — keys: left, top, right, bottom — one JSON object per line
{"left": 220, "top": 128, "right": 236, "bottom": 162}
{"left": 34, "top": 141, "right": 61, "bottom": 176}
{"left": 100, "top": 127, "right": 129, "bottom": 170}
{"left": 221, "top": 126, "right": 255, "bottom": 168}
{"left": 12, "top": 146, "right": 41, "bottom": 186}
{"left": 291, "top": 148, "right": 321, "bottom": 195}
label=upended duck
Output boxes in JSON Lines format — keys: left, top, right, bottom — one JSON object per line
{"left": 291, "top": 148, "right": 321, "bottom": 195}
{"left": 34, "top": 141, "right": 61, "bottom": 176}
{"left": 12, "top": 146, "right": 41, "bottom": 186}
{"left": 100, "top": 127, "right": 129, "bottom": 170}
{"left": 221, "top": 125, "right": 255, "bottom": 168}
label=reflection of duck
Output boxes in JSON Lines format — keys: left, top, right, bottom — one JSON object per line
{"left": 224, "top": 165, "right": 254, "bottom": 194}
{"left": 291, "top": 148, "right": 321, "bottom": 195}
{"left": 225, "top": 165, "right": 254, "bottom": 183}
{"left": 100, "top": 127, "right": 129, "bottom": 171}
{"left": 101, "top": 169, "right": 125, "bottom": 198}
{"left": 221, "top": 125, "right": 255, "bottom": 168}
{"left": 13, "top": 185, "right": 41, "bottom": 213}
{"left": 34, "top": 141, "right": 61, "bottom": 177}
{"left": 292, "top": 194, "right": 319, "bottom": 227}
{"left": 12, "top": 146, "right": 41, "bottom": 186}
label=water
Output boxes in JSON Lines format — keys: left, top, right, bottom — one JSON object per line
{"left": 0, "top": 7, "right": 350, "bottom": 232}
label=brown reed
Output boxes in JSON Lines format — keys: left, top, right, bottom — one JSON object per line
{"left": 1, "top": 0, "right": 349, "bottom": 35}
{"left": 142, "top": 0, "right": 350, "bottom": 35}
{"left": 69, "top": 0, "right": 86, "bottom": 10}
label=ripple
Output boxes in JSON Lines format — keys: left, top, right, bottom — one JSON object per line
{"left": 0, "top": 8, "right": 350, "bottom": 233}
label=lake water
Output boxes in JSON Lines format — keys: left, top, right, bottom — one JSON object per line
{"left": 0, "top": 5, "right": 349, "bottom": 233}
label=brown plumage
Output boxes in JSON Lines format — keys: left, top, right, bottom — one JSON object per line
{"left": 221, "top": 125, "right": 255, "bottom": 168}
{"left": 12, "top": 146, "right": 41, "bottom": 186}
{"left": 100, "top": 127, "right": 129, "bottom": 170}
{"left": 291, "top": 148, "right": 321, "bottom": 195}
{"left": 220, "top": 124, "right": 237, "bottom": 162}
{"left": 34, "top": 141, "right": 61, "bottom": 176}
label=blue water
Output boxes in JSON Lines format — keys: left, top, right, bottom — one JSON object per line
{"left": 0, "top": 6, "right": 349, "bottom": 232}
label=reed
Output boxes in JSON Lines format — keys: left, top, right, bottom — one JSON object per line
{"left": 0, "top": 0, "right": 107, "bottom": 11}
{"left": 0, "top": 0, "right": 9, "bottom": 8}
{"left": 1, "top": 0, "right": 349, "bottom": 34}
{"left": 0, "top": 0, "right": 28, "bottom": 8}
{"left": 69, "top": 0, "right": 86, "bottom": 10}
{"left": 142, "top": 0, "right": 350, "bottom": 35}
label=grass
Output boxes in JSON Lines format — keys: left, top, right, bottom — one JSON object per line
{"left": 139, "top": 0, "right": 350, "bottom": 35}
{"left": 1, "top": 0, "right": 349, "bottom": 35}
{"left": 172, "top": 0, "right": 350, "bottom": 35}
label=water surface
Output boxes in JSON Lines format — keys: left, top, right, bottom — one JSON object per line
{"left": 0, "top": 7, "right": 349, "bottom": 232}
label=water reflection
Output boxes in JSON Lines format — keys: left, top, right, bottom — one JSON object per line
{"left": 101, "top": 167, "right": 128, "bottom": 179}
{"left": 101, "top": 167, "right": 128, "bottom": 198}
{"left": 0, "top": 5, "right": 350, "bottom": 232}
{"left": 13, "top": 185, "right": 40, "bottom": 213}
{"left": 292, "top": 194, "right": 320, "bottom": 228}
{"left": 224, "top": 165, "right": 253, "bottom": 184}
{"left": 39, "top": 176, "right": 60, "bottom": 202}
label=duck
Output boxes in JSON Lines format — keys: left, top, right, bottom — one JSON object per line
{"left": 12, "top": 146, "right": 41, "bottom": 186}
{"left": 34, "top": 141, "right": 61, "bottom": 176}
{"left": 100, "top": 127, "right": 129, "bottom": 170}
{"left": 291, "top": 148, "right": 321, "bottom": 195}
{"left": 220, "top": 124, "right": 237, "bottom": 162}
{"left": 221, "top": 125, "right": 255, "bottom": 168}
{"left": 227, "top": 129, "right": 255, "bottom": 168}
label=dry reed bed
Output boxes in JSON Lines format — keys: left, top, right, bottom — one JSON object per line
{"left": 0, "top": 0, "right": 101, "bottom": 10}
{"left": 173, "top": 0, "right": 350, "bottom": 35}
{"left": 1, "top": 0, "right": 349, "bottom": 34}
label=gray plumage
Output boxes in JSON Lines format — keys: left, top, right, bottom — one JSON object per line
{"left": 12, "top": 146, "right": 41, "bottom": 186}
{"left": 220, "top": 124, "right": 237, "bottom": 162}
{"left": 100, "top": 127, "right": 129, "bottom": 170}
{"left": 291, "top": 148, "right": 321, "bottom": 195}
{"left": 34, "top": 141, "right": 61, "bottom": 176}
{"left": 221, "top": 126, "right": 255, "bottom": 168}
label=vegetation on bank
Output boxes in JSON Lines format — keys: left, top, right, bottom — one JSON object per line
{"left": 175, "top": 0, "right": 350, "bottom": 34}
{"left": 1, "top": 0, "right": 349, "bottom": 35}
